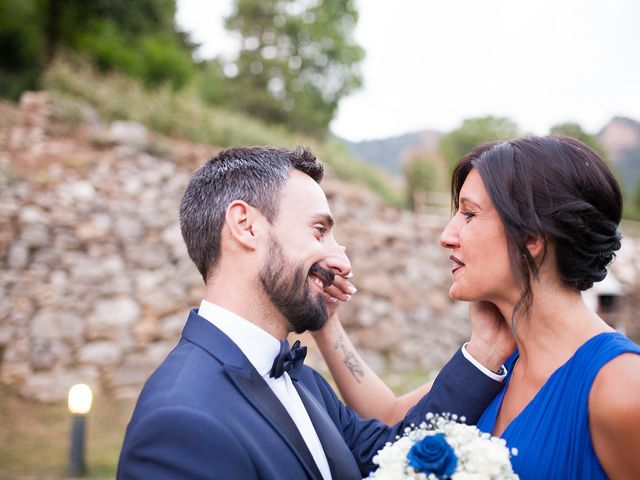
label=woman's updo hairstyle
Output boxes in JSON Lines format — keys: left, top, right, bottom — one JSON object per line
{"left": 451, "top": 136, "right": 622, "bottom": 313}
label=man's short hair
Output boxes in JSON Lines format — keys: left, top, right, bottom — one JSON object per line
{"left": 179, "top": 146, "right": 323, "bottom": 282}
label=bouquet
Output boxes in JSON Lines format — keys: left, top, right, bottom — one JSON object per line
{"left": 368, "top": 413, "right": 519, "bottom": 480}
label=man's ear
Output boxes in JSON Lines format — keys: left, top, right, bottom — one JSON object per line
{"left": 224, "top": 200, "right": 264, "bottom": 251}
{"left": 525, "top": 235, "right": 545, "bottom": 260}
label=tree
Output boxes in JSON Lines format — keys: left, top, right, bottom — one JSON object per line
{"left": 549, "top": 122, "right": 607, "bottom": 159}
{"left": 404, "top": 153, "right": 439, "bottom": 211}
{"left": 224, "top": 0, "right": 364, "bottom": 137}
{"left": 0, "top": 0, "right": 46, "bottom": 98}
{"left": 439, "top": 116, "right": 520, "bottom": 174}
{"left": 0, "top": 0, "right": 196, "bottom": 98}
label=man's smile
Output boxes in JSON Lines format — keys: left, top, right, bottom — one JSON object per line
{"left": 309, "top": 264, "right": 335, "bottom": 290}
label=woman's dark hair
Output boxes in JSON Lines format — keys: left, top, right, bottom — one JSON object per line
{"left": 451, "top": 135, "right": 622, "bottom": 315}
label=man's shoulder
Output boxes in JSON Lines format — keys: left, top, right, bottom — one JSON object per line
{"left": 132, "top": 338, "right": 232, "bottom": 413}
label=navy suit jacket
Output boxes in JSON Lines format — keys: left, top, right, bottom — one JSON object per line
{"left": 117, "top": 310, "right": 503, "bottom": 479}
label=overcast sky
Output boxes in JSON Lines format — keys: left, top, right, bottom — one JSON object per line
{"left": 176, "top": 0, "right": 640, "bottom": 142}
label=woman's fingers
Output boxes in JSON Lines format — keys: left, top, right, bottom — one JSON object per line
{"left": 324, "top": 275, "right": 357, "bottom": 302}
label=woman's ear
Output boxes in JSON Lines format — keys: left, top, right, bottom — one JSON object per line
{"left": 224, "top": 200, "right": 263, "bottom": 251}
{"left": 525, "top": 235, "right": 546, "bottom": 260}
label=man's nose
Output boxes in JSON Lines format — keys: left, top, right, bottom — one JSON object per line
{"left": 440, "top": 215, "right": 460, "bottom": 249}
{"left": 325, "top": 241, "right": 351, "bottom": 277}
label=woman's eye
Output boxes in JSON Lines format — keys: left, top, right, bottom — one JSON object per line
{"left": 462, "top": 210, "right": 475, "bottom": 222}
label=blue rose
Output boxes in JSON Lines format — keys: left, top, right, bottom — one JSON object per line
{"left": 407, "top": 433, "right": 458, "bottom": 479}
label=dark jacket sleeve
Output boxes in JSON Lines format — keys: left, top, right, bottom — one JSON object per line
{"left": 404, "top": 347, "right": 504, "bottom": 425}
{"left": 305, "top": 347, "right": 504, "bottom": 477}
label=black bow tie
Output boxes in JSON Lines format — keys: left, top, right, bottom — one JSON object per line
{"left": 269, "top": 339, "right": 307, "bottom": 381}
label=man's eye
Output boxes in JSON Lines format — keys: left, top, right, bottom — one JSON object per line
{"left": 315, "top": 226, "right": 326, "bottom": 237}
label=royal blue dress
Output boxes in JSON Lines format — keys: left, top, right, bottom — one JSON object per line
{"left": 477, "top": 332, "right": 640, "bottom": 479}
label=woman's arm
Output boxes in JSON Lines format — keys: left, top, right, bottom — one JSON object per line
{"left": 312, "top": 309, "right": 431, "bottom": 425}
{"left": 317, "top": 275, "right": 512, "bottom": 425}
{"left": 589, "top": 352, "right": 640, "bottom": 479}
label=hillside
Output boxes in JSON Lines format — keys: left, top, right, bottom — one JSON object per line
{"left": 339, "top": 129, "right": 442, "bottom": 176}
{"left": 598, "top": 116, "right": 640, "bottom": 196}
{"left": 340, "top": 117, "right": 640, "bottom": 205}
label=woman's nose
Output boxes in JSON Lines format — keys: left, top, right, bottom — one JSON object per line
{"left": 440, "top": 216, "right": 460, "bottom": 249}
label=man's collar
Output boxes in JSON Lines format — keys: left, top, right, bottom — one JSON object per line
{"left": 198, "top": 300, "right": 282, "bottom": 377}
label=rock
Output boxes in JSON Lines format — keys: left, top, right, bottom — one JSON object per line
{"left": 7, "top": 242, "right": 29, "bottom": 269}
{"left": 0, "top": 361, "right": 31, "bottom": 386}
{"left": 162, "top": 224, "right": 185, "bottom": 258}
{"left": 114, "top": 215, "right": 145, "bottom": 240}
{"left": 146, "top": 341, "right": 174, "bottom": 364}
{"left": 161, "top": 313, "right": 186, "bottom": 339}
{"left": 21, "top": 365, "right": 100, "bottom": 402}
{"left": 78, "top": 341, "right": 123, "bottom": 366}
{"left": 109, "top": 121, "right": 148, "bottom": 147}
{"left": 87, "top": 297, "right": 140, "bottom": 340}
{"left": 20, "top": 223, "right": 50, "bottom": 249}
{"left": 0, "top": 321, "right": 12, "bottom": 345}
{"left": 109, "top": 353, "right": 157, "bottom": 392}
{"left": 19, "top": 205, "right": 49, "bottom": 224}
{"left": 75, "top": 213, "right": 112, "bottom": 241}
{"left": 125, "top": 243, "right": 170, "bottom": 269}
{"left": 30, "top": 337, "right": 56, "bottom": 370}
{"left": 61, "top": 180, "right": 97, "bottom": 202}
{"left": 29, "top": 309, "right": 84, "bottom": 344}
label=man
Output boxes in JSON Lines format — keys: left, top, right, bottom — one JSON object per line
{"left": 117, "top": 146, "right": 509, "bottom": 479}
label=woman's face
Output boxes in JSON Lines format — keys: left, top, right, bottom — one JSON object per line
{"left": 440, "top": 168, "right": 516, "bottom": 304}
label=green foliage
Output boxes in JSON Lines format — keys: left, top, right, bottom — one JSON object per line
{"left": 404, "top": 154, "right": 439, "bottom": 210}
{"left": 625, "top": 173, "right": 640, "bottom": 220}
{"left": 223, "top": 0, "right": 364, "bottom": 137}
{"left": 0, "top": 0, "right": 45, "bottom": 98}
{"left": 549, "top": 122, "right": 607, "bottom": 159}
{"left": 440, "top": 116, "right": 520, "bottom": 173}
{"left": 0, "top": 0, "right": 195, "bottom": 98}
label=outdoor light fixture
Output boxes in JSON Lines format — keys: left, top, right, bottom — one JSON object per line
{"left": 68, "top": 384, "right": 93, "bottom": 477}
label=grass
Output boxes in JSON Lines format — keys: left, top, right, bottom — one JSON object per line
{"left": 0, "top": 369, "right": 430, "bottom": 479}
{"left": 0, "top": 385, "right": 135, "bottom": 480}
{"left": 42, "top": 55, "right": 405, "bottom": 207}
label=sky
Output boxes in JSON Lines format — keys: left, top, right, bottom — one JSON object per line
{"left": 176, "top": 0, "right": 640, "bottom": 142}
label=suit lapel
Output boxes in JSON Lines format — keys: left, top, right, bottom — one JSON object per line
{"left": 293, "top": 381, "right": 362, "bottom": 480}
{"left": 181, "top": 310, "right": 323, "bottom": 480}
{"left": 225, "top": 364, "right": 324, "bottom": 480}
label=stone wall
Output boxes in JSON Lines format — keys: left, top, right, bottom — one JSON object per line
{"left": 1, "top": 93, "right": 639, "bottom": 401}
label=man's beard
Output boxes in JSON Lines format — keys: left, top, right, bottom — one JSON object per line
{"left": 259, "top": 235, "right": 333, "bottom": 334}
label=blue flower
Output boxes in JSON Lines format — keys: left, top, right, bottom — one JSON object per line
{"left": 407, "top": 433, "right": 458, "bottom": 479}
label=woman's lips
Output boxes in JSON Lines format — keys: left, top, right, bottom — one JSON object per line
{"left": 450, "top": 255, "right": 465, "bottom": 274}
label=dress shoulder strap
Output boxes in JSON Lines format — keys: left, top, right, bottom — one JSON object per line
{"left": 570, "top": 332, "right": 640, "bottom": 387}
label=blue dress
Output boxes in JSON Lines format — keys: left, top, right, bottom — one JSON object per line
{"left": 477, "top": 332, "right": 640, "bottom": 479}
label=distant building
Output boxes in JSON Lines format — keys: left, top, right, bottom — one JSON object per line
{"left": 583, "top": 272, "right": 626, "bottom": 333}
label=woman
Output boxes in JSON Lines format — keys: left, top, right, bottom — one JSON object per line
{"left": 316, "top": 136, "right": 640, "bottom": 479}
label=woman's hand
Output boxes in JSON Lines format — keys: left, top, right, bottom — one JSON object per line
{"left": 320, "top": 272, "right": 357, "bottom": 320}
{"left": 467, "top": 301, "right": 515, "bottom": 373}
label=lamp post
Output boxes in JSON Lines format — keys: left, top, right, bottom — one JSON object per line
{"left": 68, "top": 384, "right": 93, "bottom": 477}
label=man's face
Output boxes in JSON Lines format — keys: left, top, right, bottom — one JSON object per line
{"left": 259, "top": 170, "right": 351, "bottom": 333}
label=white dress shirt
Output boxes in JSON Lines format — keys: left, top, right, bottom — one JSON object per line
{"left": 198, "top": 300, "right": 332, "bottom": 480}
{"left": 461, "top": 342, "right": 508, "bottom": 382}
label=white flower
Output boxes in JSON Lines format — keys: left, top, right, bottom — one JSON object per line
{"left": 367, "top": 413, "right": 519, "bottom": 480}
{"left": 452, "top": 473, "right": 489, "bottom": 480}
